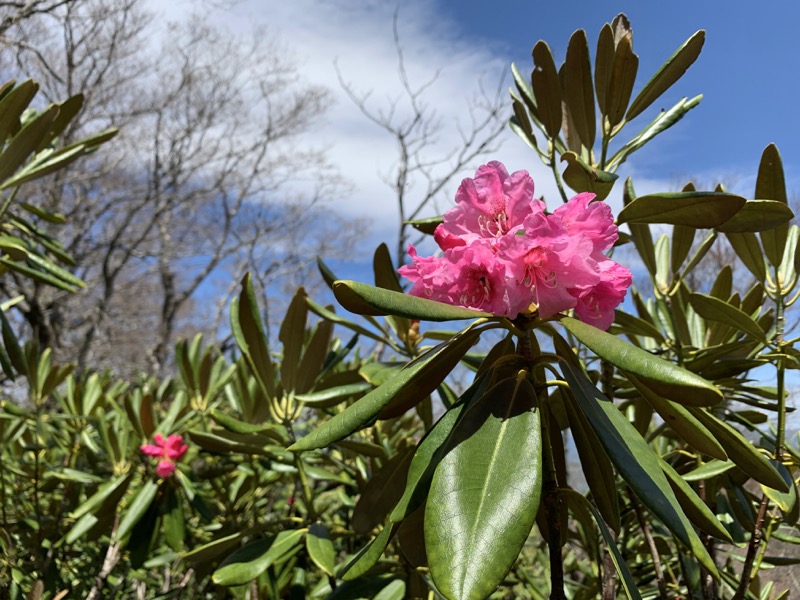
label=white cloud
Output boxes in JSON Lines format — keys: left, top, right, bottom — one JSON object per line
{"left": 146, "top": 0, "right": 716, "bottom": 261}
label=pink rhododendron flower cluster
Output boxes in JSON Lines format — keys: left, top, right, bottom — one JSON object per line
{"left": 140, "top": 433, "right": 188, "bottom": 478}
{"left": 398, "top": 161, "right": 632, "bottom": 330}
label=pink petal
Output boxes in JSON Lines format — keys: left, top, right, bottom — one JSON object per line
{"left": 155, "top": 461, "right": 176, "bottom": 478}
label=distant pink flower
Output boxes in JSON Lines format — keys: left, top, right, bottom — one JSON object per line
{"left": 140, "top": 433, "right": 188, "bottom": 478}
{"left": 399, "top": 161, "right": 632, "bottom": 329}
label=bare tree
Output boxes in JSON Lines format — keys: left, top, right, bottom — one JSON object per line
{"left": 0, "top": 0, "right": 357, "bottom": 375}
{"left": 337, "top": 10, "right": 508, "bottom": 270}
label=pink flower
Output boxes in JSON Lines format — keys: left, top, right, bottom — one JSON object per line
{"left": 140, "top": 433, "right": 188, "bottom": 478}
{"left": 399, "top": 161, "right": 632, "bottom": 329}
{"left": 434, "top": 161, "right": 537, "bottom": 249}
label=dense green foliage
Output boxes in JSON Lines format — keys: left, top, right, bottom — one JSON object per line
{"left": 1, "top": 13, "right": 800, "bottom": 600}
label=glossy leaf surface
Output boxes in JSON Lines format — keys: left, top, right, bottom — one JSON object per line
{"left": 425, "top": 376, "right": 541, "bottom": 600}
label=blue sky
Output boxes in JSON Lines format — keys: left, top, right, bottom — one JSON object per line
{"left": 156, "top": 0, "right": 798, "bottom": 268}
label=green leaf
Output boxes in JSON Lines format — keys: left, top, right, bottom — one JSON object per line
{"left": 306, "top": 523, "right": 336, "bottom": 577}
{"left": 305, "top": 297, "right": 385, "bottom": 345}
{"left": 594, "top": 24, "right": 615, "bottom": 117}
{"left": 761, "top": 461, "right": 799, "bottom": 524}
{"left": 279, "top": 287, "right": 308, "bottom": 393}
{"left": 561, "top": 384, "right": 619, "bottom": 531}
{"left": 562, "top": 489, "right": 642, "bottom": 600}
{"left": 560, "top": 151, "right": 618, "bottom": 200}
{"left": 289, "top": 328, "right": 479, "bottom": 451}
{"left": 756, "top": 144, "right": 789, "bottom": 267}
{"left": 626, "top": 30, "right": 704, "bottom": 121}
{"left": 406, "top": 216, "right": 442, "bottom": 235}
{"left": 0, "top": 105, "right": 59, "bottom": 182}
{"left": 617, "top": 192, "right": 746, "bottom": 228}
{"left": 181, "top": 532, "right": 245, "bottom": 566}
{"left": 560, "top": 316, "right": 722, "bottom": 406}
{"left": 116, "top": 479, "right": 159, "bottom": 541}
{"left": 340, "top": 524, "right": 396, "bottom": 581}
{"left": 389, "top": 395, "right": 473, "bottom": 523}
{"left": 563, "top": 29, "right": 595, "bottom": 149}
{"left": 682, "top": 459, "right": 735, "bottom": 481}
{"left": 605, "top": 34, "right": 639, "bottom": 128}
{"left": 687, "top": 407, "right": 788, "bottom": 491}
{"left": 163, "top": 485, "right": 185, "bottom": 551}
{"left": 531, "top": 41, "right": 562, "bottom": 138}
{"left": 726, "top": 232, "right": 766, "bottom": 282}
{"left": 333, "top": 280, "right": 492, "bottom": 321}
{"left": 716, "top": 200, "right": 793, "bottom": 233}
{"left": 213, "top": 529, "right": 305, "bottom": 586}
{"left": 295, "top": 381, "right": 372, "bottom": 407}
{"left": 425, "top": 375, "right": 541, "bottom": 600}
{"left": 671, "top": 225, "right": 696, "bottom": 274}
{"left": 555, "top": 349, "right": 717, "bottom": 576}
{"left": 627, "top": 373, "right": 726, "bottom": 461}
{"left": 609, "top": 95, "right": 702, "bottom": 170}
{"left": 689, "top": 293, "right": 767, "bottom": 343}
{"left": 0, "top": 81, "right": 38, "bottom": 143}
{"left": 659, "top": 460, "right": 732, "bottom": 542}
{"left": 352, "top": 447, "right": 415, "bottom": 534}
{"left": 231, "top": 273, "right": 275, "bottom": 399}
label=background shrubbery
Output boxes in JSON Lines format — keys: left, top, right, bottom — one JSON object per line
{"left": 1, "top": 4, "right": 799, "bottom": 600}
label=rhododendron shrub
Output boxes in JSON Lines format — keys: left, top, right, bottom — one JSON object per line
{"left": 399, "top": 161, "right": 632, "bottom": 329}
{"left": 140, "top": 433, "right": 188, "bottom": 478}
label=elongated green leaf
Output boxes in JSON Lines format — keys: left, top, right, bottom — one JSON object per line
{"left": 671, "top": 225, "right": 696, "bottom": 274}
{"left": 0, "top": 80, "right": 38, "bottom": 143}
{"left": 563, "top": 29, "right": 595, "bottom": 148}
{"left": 116, "top": 479, "right": 159, "bottom": 541}
{"left": 560, "top": 151, "right": 618, "bottom": 200}
{"left": 757, "top": 144, "right": 789, "bottom": 267}
{"left": 682, "top": 459, "right": 735, "bottom": 481}
{"left": 612, "top": 309, "right": 665, "bottom": 343}
{"left": 689, "top": 293, "right": 767, "bottom": 343}
{"left": 561, "top": 385, "right": 619, "bottom": 532}
{"left": 305, "top": 296, "right": 385, "bottom": 344}
{"left": 163, "top": 485, "right": 185, "bottom": 551}
{"left": 0, "top": 105, "right": 58, "bottom": 182}
{"left": 563, "top": 489, "right": 642, "bottom": 600}
{"left": 289, "top": 329, "right": 478, "bottom": 451}
{"left": 762, "top": 461, "right": 799, "bottom": 524}
{"left": 182, "top": 532, "right": 245, "bottom": 566}
{"left": 726, "top": 232, "right": 766, "bottom": 282}
{"left": 333, "top": 280, "right": 491, "bottom": 321}
{"left": 609, "top": 96, "right": 702, "bottom": 169}
{"left": 560, "top": 316, "right": 722, "bottom": 406}
{"left": 531, "top": 41, "right": 562, "bottom": 138}
{"left": 617, "top": 192, "right": 746, "bottom": 228}
{"left": 594, "top": 24, "right": 615, "bottom": 117}
{"left": 659, "top": 459, "right": 733, "bottom": 542}
{"left": 425, "top": 375, "right": 541, "bottom": 600}
{"left": 213, "top": 529, "right": 305, "bottom": 586}
{"left": 352, "top": 447, "right": 414, "bottom": 534}
{"left": 340, "top": 524, "right": 396, "bottom": 581}
{"left": 716, "top": 200, "right": 793, "bottom": 233}
{"left": 626, "top": 30, "right": 704, "bottom": 120}
{"left": 280, "top": 287, "right": 308, "bottom": 393}
{"left": 306, "top": 523, "right": 336, "bottom": 577}
{"left": 628, "top": 373, "right": 726, "bottom": 460}
{"left": 295, "top": 382, "right": 372, "bottom": 407}
{"left": 555, "top": 352, "right": 717, "bottom": 576}
{"left": 406, "top": 216, "right": 442, "bottom": 235}
{"left": 231, "top": 273, "right": 275, "bottom": 399}
{"left": 687, "top": 407, "right": 788, "bottom": 491}
{"left": 390, "top": 374, "right": 491, "bottom": 523}
{"left": 606, "top": 35, "right": 639, "bottom": 127}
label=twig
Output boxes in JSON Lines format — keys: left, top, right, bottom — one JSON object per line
{"left": 732, "top": 494, "right": 770, "bottom": 600}
{"left": 628, "top": 489, "right": 667, "bottom": 598}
